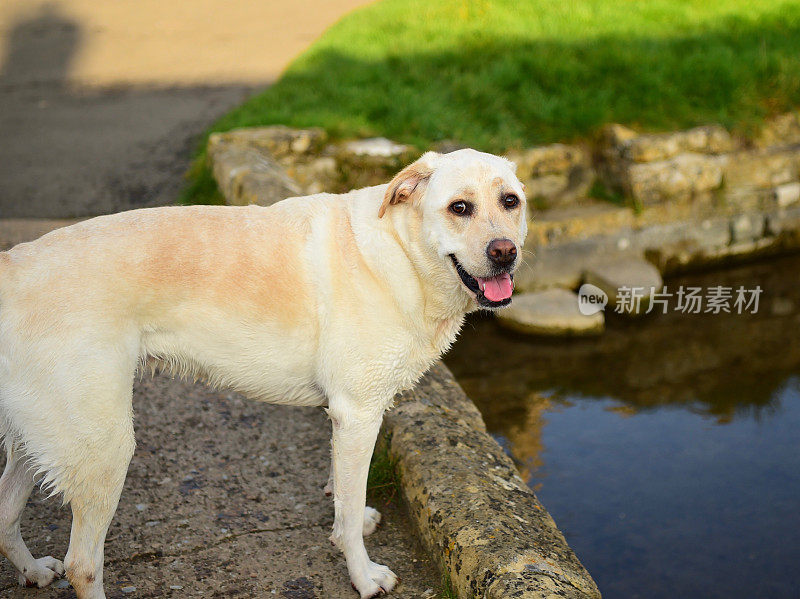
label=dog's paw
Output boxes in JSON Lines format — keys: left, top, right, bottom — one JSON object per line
{"left": 351, "top": 561, "right": 398, "bottom": 598}
{"left": 18, "top": 556, "right": 65, "bottom": 588}
{"left": 323, "top": 479, "right": 333, "bottom": 497}
{"left": 363, "top": 506, "right": 381, "bottom": 536}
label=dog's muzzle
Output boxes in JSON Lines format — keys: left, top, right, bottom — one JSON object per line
{"left": 449, "top": 255, "right": 513, "bottom": 308}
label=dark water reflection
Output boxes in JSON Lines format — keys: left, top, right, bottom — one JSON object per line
{"left": 445, "top": 255, "right": 800, "bottom": 599}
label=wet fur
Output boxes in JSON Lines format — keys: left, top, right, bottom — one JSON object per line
{"left": 0, "top": 149, "right": 527, "bottom": 598}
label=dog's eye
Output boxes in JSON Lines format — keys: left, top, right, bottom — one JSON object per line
{"left": 503, "top": 194, "right": 520, "bottom": 209}
{"left": 449, "top": 200, "right": 472, "bottom": 216}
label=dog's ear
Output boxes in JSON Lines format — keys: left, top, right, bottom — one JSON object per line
{"left": 378, "top": 152, "right": 440, "bottom": 218}
{"left": 501, "top": 156, "right": 524, "bottom": 190}
{"left": 502, "top": 156, "right": 518, "bottom": 174}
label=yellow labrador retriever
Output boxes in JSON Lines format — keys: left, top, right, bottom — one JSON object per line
{"left": 0, "top": 149, "right": 527, "bottom": 598}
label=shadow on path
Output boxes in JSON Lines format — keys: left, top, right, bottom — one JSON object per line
{"left": 0, "top": 3, "right": 79, "bottom": 90}
{"left": 0, "top": 4, "right": 257, "bottom": 218}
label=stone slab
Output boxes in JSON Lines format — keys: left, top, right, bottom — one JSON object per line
{"left": 506, "top": 144, "right": 588, "bottom": 177}
{"left": 497, "top": 289, "right": 604, "bottom": 337}
{"left": 620, "top": 125, "right": 736, "bottom": 163}
{"left": 342, "top": 138, "right": 411, "bottom": 158}
{"left": 519, "top": 197, "right": 800, "bottom": 291}
{"left": 723, "top": 146, "right": 800, "bottom": 191}
{"left": 505, "top": 144, "right": 594, "bottom": 208}
{"left": 385, "top": 364, "right": 601, "bottom": 599}
{"left": 211, "top": 126, "right": 329, "bottom": 161}
{"left": 585, "top": 258, "right": 663, "bottom": 316}
{"left": 207, "top": 131, "right": 302, "bottom": 207}
{"left": 626, "top": 153, "right": 727, "bottom": 204}
{"left": 516, "top": 234, "right": 642, "bottom": 293}
{"left": 774, "top": 182, "right": 800, "bottom": 208}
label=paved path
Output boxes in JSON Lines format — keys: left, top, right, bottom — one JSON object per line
{"left": 0, "top": 1, "right": 442, "bottom": 596}
{"left": 0, "top": 0, "right": 374, "bottom": 217}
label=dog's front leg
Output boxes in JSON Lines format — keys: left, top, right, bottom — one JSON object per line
{"left": 328, "top": 399, "right": 397, "bottom": 598}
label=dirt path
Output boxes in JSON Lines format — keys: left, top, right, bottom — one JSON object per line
{"left": 0, "top": 0, "right": 374, "bottom": 217}
{"left": 0, "top": 375, "right": 440, "bottom": 598}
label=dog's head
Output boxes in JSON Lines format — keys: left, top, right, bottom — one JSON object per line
{"left": 380, "top": 149, "right": 527, "bottom": 310}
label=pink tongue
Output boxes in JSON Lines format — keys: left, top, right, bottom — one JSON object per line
{"left": 476, "top": 273, "right": 513, "bottom": 302}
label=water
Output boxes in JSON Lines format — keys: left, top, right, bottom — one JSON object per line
{"left": 444, "top": 255, "right": 800, "bottom": 599}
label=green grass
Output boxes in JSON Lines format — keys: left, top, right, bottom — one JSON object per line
{"left": 367, "top": 440, "right": 457, "bottom": 599}
{"left": 589, "top": 179, "right": 643, "bottom": 213}
{"left": 184, "top": 0, "right": 800, "bottom": 204}
{"left": 182, "top": 154, "right": 224, "bottom": 205}
{"left": 440, "top": 569, "right": 458, "bottom": 599}
{"left": 367, "top": 438, "right": 401, "bottom": 504}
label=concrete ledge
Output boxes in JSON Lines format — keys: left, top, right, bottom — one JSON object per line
{"left": 385, "top": 363, "right": 600, "bottom": 599}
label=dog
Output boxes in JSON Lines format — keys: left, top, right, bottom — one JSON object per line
{"left": 0, "top": 149, "right": 527, "bottom": 598}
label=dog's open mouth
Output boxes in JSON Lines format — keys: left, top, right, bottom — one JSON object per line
{"left": 449, "top": 255, "right": 513, "bottom": 308}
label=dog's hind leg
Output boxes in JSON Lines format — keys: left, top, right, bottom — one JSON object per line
{"left": 0, "top": 447, "right": 65, "bottom": 587}
{"left": 65, "top": 490, "right": 127, "bottom": 599}
{"left": 11, "top": 347, "right": 138, "bottom": 598}
{"left": 0, "top": 305, "right": 139, "bottom": 598}
{"left": 62, "top": 411, "right": 135, "bottom": 599}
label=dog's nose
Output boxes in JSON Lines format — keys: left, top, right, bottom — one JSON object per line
{"left": 486, "top": 238, "right": 517, "bottom": 267}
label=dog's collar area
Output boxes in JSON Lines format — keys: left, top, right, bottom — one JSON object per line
{"left": 448, "top": 254, "right": 513, "bottom": 308}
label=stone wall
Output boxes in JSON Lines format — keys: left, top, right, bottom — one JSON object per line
{"left": 207, "top": 113, "right": 800, "bottom": 216}
{"left": 514, "top": 116, "right": 800, "bottom": 294}
{"left": 207, "top": 126, "right": 420, "bottom": 206}
{"left": 599, "top": 116, "right": 800, "bottom": 208}
{"left": 386, "top": 364, "right": 601, "bottom": 599}
{"left": 206, "top": 113, "right": 800, "bottom": 333}
{"left": 505, "top": 144, "right": 593, "bottom": 208}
